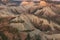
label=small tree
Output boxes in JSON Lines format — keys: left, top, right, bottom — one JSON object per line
{"left": 35, "top": 34, "right": 41, "bottom": 40}
{"left": 25, "top": 33, "right": 31, "bottom": 40}
{"left": 0, "top": 31, "right": 8, "bottom": 40}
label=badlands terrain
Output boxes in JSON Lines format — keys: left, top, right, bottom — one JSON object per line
{"left": 0, "top": 1, "right": 60, "bottom": 40}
